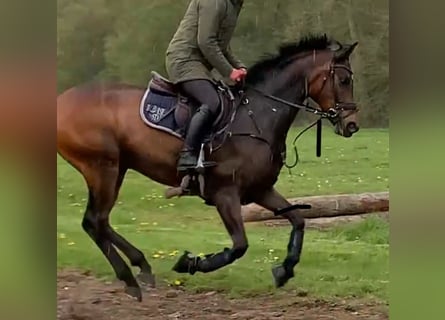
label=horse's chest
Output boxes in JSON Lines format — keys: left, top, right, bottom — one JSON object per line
{"left": 240, "top": 157, "right": 281, "bottom": 189}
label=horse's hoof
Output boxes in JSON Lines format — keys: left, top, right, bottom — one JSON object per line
{"left": 172, "top": 251, "right": 197, "bottom": 274}
{"left": 136, "top": 272, "right": 156, "bottom": 288}
{"left": 165, "top": 187, "right": 183, "bottom": 199}
{"left": 125, "top": 285, "right": 142, "bottom": 302}
{"left": 272, "top": 265, "right": 293, "bottom": 288}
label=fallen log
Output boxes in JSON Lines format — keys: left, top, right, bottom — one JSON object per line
{"left": 242, "top": 192, "right": 389, "bottom": 222}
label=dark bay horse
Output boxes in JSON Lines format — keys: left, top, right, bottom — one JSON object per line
{"left": 57, "top": 35, "right": 359, "bottom": 301}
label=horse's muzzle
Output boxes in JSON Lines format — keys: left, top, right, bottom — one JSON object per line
{"left": 335, "top": 121, "right": 359, "bottom": 138}
{"left": 346, "top": 122, "right": 359, "bottom": 135}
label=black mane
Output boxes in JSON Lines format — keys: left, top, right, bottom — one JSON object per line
{"left": 245, "top": 34, "right": 333, "bottom": 85}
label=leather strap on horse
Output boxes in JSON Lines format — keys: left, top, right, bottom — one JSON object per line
{"left": 316, "top": 118, "right": 322, "bottom": 157}
{"left": 245, "top": 85, "right": 336, "bottom": 119}
{"left": 222, "top": 85, "right": 325, "bottom": 170}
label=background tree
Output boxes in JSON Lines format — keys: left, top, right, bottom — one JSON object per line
{"left": 57, "top": 0, "right": 388, "bottom": 127}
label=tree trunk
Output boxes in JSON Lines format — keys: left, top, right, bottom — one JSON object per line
{"left": 242, "top": 192, "right": 389, "bottom": 222}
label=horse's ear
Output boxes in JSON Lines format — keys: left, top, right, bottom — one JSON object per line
{"left": 334, "top": 41, "right": 358, "bottom": 60}
{"left": 327, "top": 40, "right": 342, "bottom": 52}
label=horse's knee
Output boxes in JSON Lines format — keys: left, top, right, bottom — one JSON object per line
{"left": 295, "top": 218, "right": 305, "bottom": 230}
{"left": 232, "top": 244, "right": 249, "bottom": 260}
{"left": 289, "top": 215, "right": 305, "bottom": 230}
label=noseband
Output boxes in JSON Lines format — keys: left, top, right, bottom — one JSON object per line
{"left": 316, "top": 63, "right": 358, "bottom": 120}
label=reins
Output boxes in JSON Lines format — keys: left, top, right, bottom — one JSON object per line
{"left": 237, "top": 59, "right": 358, "bottom": 169}
{"left": 244, "top": 85, "right": 337, "bottom": 119}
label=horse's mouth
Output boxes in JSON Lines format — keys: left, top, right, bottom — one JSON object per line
{"left": 335, "top": 122, "right": 357, "bottom": 138}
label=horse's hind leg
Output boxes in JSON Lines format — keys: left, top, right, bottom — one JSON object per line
{"left": 108, "top": 229, "right": 155, "bottom": 287}
{"left": 107, "top": 168, "right": 155, "bottom": 288}
{"left": 255, "top": 188, "right": 305, "bottom": 288}
{"left": 81, "top": 164, "right": 142, "bottom": 301}
{"left": 173, "top": 186, "right": 249, "bottom": 274}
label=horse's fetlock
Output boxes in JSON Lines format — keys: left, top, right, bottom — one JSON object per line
{"left": 131, "top": 249, "right": 146, "bottom": 266}
{"left": 232, "top": 244, "right": 248, "bottom": 259}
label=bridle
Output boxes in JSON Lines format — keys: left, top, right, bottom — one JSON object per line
{"left": 242, "top": 60, "right": 359, "bottom": 121}
{"left": 315, "top": 63, "right": 358, "bottom": 122}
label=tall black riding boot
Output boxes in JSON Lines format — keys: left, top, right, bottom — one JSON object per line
{"left": 177, "top": 105, "right": 214, "bottom": 171}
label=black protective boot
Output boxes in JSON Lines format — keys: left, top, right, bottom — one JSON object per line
{"left": 177, "top": 105, "right": 214, "bottom": 172}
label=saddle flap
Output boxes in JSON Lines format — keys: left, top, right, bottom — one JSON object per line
{"left": 149, "top": 71, "right": 177, "bottom": 96}
{"left": 174, "top": 98, "right": 192, "bottom": 128}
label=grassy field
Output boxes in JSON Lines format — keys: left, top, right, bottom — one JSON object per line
{"left": 57, "top": 127, "right": 389, "bottom": 302}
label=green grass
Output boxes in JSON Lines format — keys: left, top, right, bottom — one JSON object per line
{"left": 57, "top": 127, "right": 389, "bottom": 301}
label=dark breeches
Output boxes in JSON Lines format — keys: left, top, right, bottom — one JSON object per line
{"left": 178, "top": 79, "right": 221, "bottom": 116}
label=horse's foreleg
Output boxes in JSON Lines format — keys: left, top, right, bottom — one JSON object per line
{"left": 255, "top": 188, "right": 305, "bottom": 288}
{"left": 173, "top": 187, "right": 248, "bottom": 274}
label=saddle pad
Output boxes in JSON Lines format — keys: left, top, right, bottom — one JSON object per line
{"left": 139, "top": 85, "right": 185, "bottom": 139}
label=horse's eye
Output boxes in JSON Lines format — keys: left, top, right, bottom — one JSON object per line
{"left": 340, "top": 77, "right": 351, "bottom": 85}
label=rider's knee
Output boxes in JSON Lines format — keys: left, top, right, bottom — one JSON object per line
{"left": 210, "top": 97, "right": 221, "bottom": 112}
{"left": 202, "top": 95, "right": 221, "bottom": 116}
{"left": 198, "top": 101, "right": 220, "bottom": 117}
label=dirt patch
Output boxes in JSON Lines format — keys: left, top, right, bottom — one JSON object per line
{"left": 57, "top": 269, "right": 388, "bottom": 320}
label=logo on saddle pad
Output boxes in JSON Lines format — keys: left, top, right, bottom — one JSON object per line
{"left": 145, "top": 103, "right": 166, "bottom": 123}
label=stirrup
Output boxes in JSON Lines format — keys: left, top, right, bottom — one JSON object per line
{"left": 177, "top": 149, "right": 198, "bottom": 172}
{"left": 195, "top": 143, "right": 216, "bottom": 173}
{"left": 166, "top": 144, "right": 216, "bottom": 199}
{"left": 178, "top": 144, "right": 216, "bottom": 173}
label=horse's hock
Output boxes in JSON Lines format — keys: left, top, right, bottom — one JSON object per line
{"left": 241, "top": 192, "right": 389, "bottom": 222}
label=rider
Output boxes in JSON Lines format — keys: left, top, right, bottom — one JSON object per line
{"left": 165, "top": 0, "right": 247, "bottom": 172}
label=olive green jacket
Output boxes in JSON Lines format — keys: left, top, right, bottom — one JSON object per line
{"left": 165, "top": 0, "right": 245, "bottom": 84}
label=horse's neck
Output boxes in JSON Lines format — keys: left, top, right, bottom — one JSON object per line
{"left": 246, "top": 64, "right": 307, "bottom": 148}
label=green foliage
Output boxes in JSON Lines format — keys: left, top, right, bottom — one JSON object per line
{"left": 57, "top": 0, "right": 388, "bottom": 126}
{"left": 57, "top": 0, "right": 113, "bottom": 92}
{"left": 103, "top": 0, "right": 188, "bottom": 85}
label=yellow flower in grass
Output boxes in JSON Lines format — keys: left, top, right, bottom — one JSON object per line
{"left": 169, "top": 250, "right": 179, "bottom": 257}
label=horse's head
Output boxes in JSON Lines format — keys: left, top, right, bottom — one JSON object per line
{"left": 245, "top": 35, "right": 360, "bottom": 138}
{"left": 306, "top": 40, "right": 359, "bottom": 137}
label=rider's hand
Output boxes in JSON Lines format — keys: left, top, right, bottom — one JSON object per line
{"left": 230, "top": 68, "right": 247, "bottom": 82}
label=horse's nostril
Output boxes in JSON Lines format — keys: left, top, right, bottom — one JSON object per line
{"left": 347, "top": 122, "right": 359, "bottom": 134}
